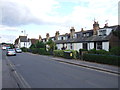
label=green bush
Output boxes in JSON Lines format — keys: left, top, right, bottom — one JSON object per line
{"left": 79, "top": 49, "right": 88, "bottom": 52}
{"left": 30, "top": 48, "right": 38, "bottom": 54}
{"left": 53, "top": 50, "right": 79, "bottom": 59}
{"left": 68, "top": 50, "right": 79, "bottom": 59}
{"left": 110, "top": 47, "right": 120, "bottom": 56}
{"left": 83, "top": 54, "right": 120, "bottom": 66}
{"left": 88, "top": 49, "right": 110, "bottom": 55}
{"left": 29, "top": 48, "right": 50, "bottom": 55}
{"left": 21, "top": 47, "right": 28, "bottom": 52}
{"left": 53, "top": 50, "right": 64, "bottom": 57}
{"left": 38, "top": 48, "right": 47, "bottom": 55}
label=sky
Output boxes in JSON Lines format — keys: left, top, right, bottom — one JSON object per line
{"left": 0, "top": 0, "right": 119, "bottom": 43}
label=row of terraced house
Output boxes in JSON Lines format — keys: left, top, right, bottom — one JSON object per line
{"left": 14, "top": 21, "right": 120, "bottom": 51}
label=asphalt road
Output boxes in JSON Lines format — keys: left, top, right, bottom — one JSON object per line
{"left": 3, "top": 51, "right": 119, "bottom": 88}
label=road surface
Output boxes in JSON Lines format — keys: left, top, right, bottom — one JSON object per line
{"left": 2, "top": 51, "right": 119, "bottom": 88}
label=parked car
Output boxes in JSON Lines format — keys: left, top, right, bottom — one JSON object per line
{"left": 15, "top": 48, "right": 22, "bottom": 53}
{"left": 2, "top": 46, "right": 6, "bottom": 50}
{"left": 6, "top": 49, "right": 16, "bottom": 56}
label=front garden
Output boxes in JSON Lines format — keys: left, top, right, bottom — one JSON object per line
{"left": 21, "top": 40, "right": 120, "bottom": 67}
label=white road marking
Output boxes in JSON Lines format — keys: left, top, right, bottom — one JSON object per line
{"left": 5, "top": 56, "right": 31, "bottom": 88}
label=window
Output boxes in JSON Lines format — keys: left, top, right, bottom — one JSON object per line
{"left": 83, "top": 34, "right": 86, "bottom": 37}
{"left": 102, "top": 30, "right": 106, "bottom": 36}
{"left": 73, "top": 34, "right": 76, "bottom": 38}
{"left": 61, "top": 37, "right": 63, "bottom": 40}
{"left": 83, "top": 43, "right": 88, "bottom": 50}
{"left": 70, "top": 43, "right": 72, "bottom": 49}
{"left": 97, "top": 42, "right": 102, "bottom": 50}
{"left": 86, "top": 33, "right": 89, "bottom": 37}
{"left": 99, "top": 29, "right": 106, "bottom": 36}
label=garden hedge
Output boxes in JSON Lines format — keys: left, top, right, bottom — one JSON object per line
{"left": 53, "top": 50, "right": 79, "bottom": 59}
{"left": 83, "top": 53, "right": 120, "bottom": 66}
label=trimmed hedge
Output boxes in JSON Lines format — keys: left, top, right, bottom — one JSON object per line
{"left": 88, "top": 49, "right": 110, "bottom": 55}
{"left": 83, "top": 53, "right": 120, "bottom": 66}
{"left": 110, "top": 47, "right": 120, "bottom": 56}
{"left": 29, "top": 48, "right": 50, "bottom": 55}
{"left": 53, "top": 50, "right": 64, "bottom": 57}
{"left": 53, "top": 50, "right": 79, "bottom": 59}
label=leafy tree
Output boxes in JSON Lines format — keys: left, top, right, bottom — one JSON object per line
{"left": 46, "top": 38, "right": 57, "bottom": 54}
{"left": 30, "top": 44, "right": 36, "bottom": 48}
{"left": 36, "top": 41, "right": 45, "bottom": 48}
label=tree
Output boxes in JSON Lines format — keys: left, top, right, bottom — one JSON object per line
{"left": 36, "top": 41, "right": 45, "bottom": 48}
{"left": 30, "top": 44, "right": 36, "bottom": 48}
{"left": 46, "top": 38, "right": 57, "bottom": 54}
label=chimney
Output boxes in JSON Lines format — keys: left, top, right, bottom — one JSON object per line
{"left": 39, "top": 35, "right": 42, "bottom": 41}
{"left": 46, "top": 33, "right": 50, "bottom": 41}
{"left": 55, "top": 31, "right": 59, "bottom": 40}
{"left": 70, "top": 27, "right": 75, "bottom": 39}
{"left": 104, "top": 23, "right": 108, "bottom": 28}
{"left": 81, "top": 28, "right": 84, "bottom": 32}
{"left": 93, "top": 21, "right": 99, "bottom": 35}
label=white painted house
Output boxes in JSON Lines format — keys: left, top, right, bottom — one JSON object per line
{"left": 14, "top": 36, "right": 31, "bottom": 48}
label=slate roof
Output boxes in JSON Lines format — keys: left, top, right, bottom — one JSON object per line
{"left": 55, "top": 25, "right": 119, "bottom": 44}
{"left": 19, "top": 36, "right": 28, "bottom": 42}
{"left": 14, "top": 38, "right": 19, "bottom": 44}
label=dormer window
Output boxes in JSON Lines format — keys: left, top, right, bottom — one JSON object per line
{"left": 99, "top": 29, "right": 106, "bottom": 36}
{"left": 73, "top": 34, "right": 77, "bottom": 38}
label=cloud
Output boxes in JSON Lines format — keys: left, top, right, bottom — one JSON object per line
{"left": 1, "top": 0, "right": 59, "bottom": 26}
{"left": 0, "top": 34, "right": 17, "bottom": 43}
{"left": 0, "top": 25, "right": 18, "bottom": 31}
{"left": 0, "top": 0, "right": 119, "bottom": 43}
{"left": 61, "top": 0, "right": 118, "bottom": 30}
{"left": 1, "top": 0, "right": 118, "bottom": 28}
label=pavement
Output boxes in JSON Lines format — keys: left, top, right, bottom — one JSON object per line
{"left": 52, "top": 57, "right": 120, "bottom": 75}
{"left": 0, "top": 48, "right": 2, "bottom": 90}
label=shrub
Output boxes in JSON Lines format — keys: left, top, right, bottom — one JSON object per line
{"left": 87, "top": 48, "right": 96, "bottom": 54}
{"left": 21, "top": 47, "right": 28, "bottom": 52}
{"left": 110, "top": 47, "right": 120, "bottom": 56}
{"left": 29, "top": 48, "right": 50, "bottom": 55}
{"left": 88, "top": 49, "right": 110, "bottom": 55}
{"left": 83, "top": 53, "right": 120, "bottom": 66}
{"left": 36, "top": 41, "right": 46, "bottom": 48}
{"left": 53, "top": 50, "right": 64, "bottom": 57}
{"left": 38, "top": 48, "right": 47, "bottom": 55}
{"left": 30, "top": 44, "right": 36, "bottom": 49}
{"left": 53, "top": 50, "right": 79, "bottom": 59}
{"left": 68, "top": 50, "right": 79, "bottom": 59}
{"left": 30, "top": 48, "right": 38, "bottom": 54}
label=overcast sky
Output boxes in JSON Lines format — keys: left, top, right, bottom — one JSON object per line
{"left": 0, "top": 0, "right": 119, "bottom": 43}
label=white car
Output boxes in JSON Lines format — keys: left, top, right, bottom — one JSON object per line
{"left": 2, "top": 46, "right": 6, "bottom": 50}
{"left": 15, "top": 48, "right": 22, "bottom": 53}
{"left": 6, "top": 49, "right": 16, "bottom": 56}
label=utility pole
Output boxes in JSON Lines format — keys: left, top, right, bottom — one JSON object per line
{"left": 21, "top": 30, "right": 26, "bottom": 47}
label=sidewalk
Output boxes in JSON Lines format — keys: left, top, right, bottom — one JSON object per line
{"left": 52, "top": 57, "right": 120, "bottom": 75}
